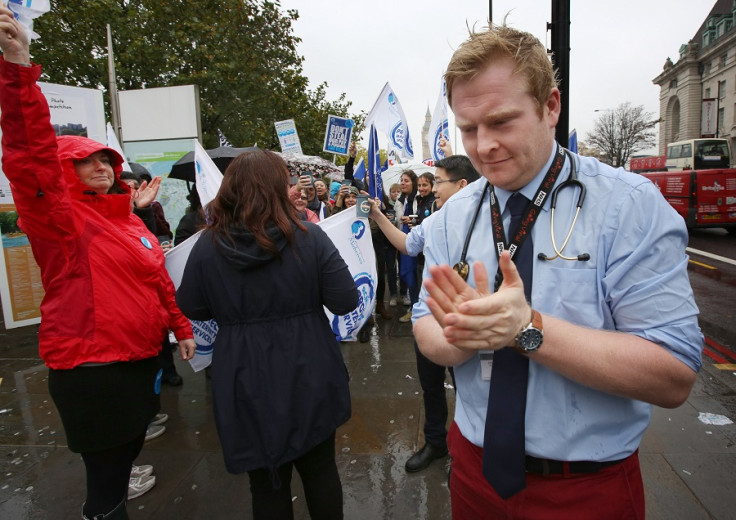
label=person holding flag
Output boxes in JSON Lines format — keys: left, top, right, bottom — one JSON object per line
{"left": 0, "top": 11, "right": 195, "bottom": 519}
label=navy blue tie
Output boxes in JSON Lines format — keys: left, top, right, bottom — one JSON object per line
{"left": 482, "top": 193, "right": 532, "bottom": 499}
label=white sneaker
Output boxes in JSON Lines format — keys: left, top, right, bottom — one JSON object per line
{"left": 128, "top": 474, "right": 156, "bottom": 500}
{"left": 144, "top": 424, "right": 166, "bottom": 442}
{"left": 399, "top": 311, "right": 413, "bottom": 323}
{"left": 389, "top": 297, "right": 397, "bottom": 307}
{"left": 150, "top": 413, "right": 168, "bottom": 426}
{"left": 130, "top": 464, "right": 153, "bottom": 479}
{"left": 401, "top": 295, "right": 411, "bottom": 306}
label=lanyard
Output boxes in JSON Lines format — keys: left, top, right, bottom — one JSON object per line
{"left": 490, "top": 144, "right": 566, "bottom": 291}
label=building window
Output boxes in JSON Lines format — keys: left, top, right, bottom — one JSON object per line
{"left": 719, "top": 80, "right": 727, "bottom": 100}
{"left": 721, "top": 54, "right": 727, "bottom": 68}
{"left": 718, "top": 107, "right": 725, "bottom": 135}
{"left": 705, "top": 87, "right": 711, "bottom": 97}
{"left": 669, "top": 78, "right": 678, "bottom": 88}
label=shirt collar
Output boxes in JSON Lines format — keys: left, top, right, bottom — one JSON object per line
{"left": 496, "top": 144, "right": 560, "bottom": 215}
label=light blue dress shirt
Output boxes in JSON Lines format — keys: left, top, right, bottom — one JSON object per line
{"left": 413, "top": 147, "right": 703, "bottom": 462}
{"left": 405, "top": 212, "right": 431, "bottom": 257}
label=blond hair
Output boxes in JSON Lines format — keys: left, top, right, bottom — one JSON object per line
{"left": 445, "top": 24, "right": 558, "bottom": 116}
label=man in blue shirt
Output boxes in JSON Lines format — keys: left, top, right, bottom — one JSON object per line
{"left": 413, "top": 25, "right": 703, "bottom": 518}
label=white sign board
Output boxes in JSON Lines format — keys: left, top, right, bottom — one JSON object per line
{"left": 274, "top": 119, "right": 303, "bottom": 154}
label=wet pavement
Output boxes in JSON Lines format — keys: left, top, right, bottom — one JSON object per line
{"left": 1, "top": 300, "right": 735, "bottom": 519}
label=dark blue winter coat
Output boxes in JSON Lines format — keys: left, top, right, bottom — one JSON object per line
{"left": 176, "top": 222, "right": 358, "bottom": 474}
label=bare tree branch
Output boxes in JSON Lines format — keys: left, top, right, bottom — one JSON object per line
{"left": 585, "top": 103, "right": 657, "bottom": 168}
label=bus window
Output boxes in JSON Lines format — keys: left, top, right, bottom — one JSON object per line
{"left": 666, "top": 138, "right": 731, "bottom": 171}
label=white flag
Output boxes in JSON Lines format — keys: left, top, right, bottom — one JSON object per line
{"left": 428, "top": 78, "right": 449, "bottom": 162}
{"left": 317, "top": 208, "right": 376, "bottom": 341}
{"left": 365, "top": 82, "right": 414, "bottom": 162}
{"left": 193, "top": 140, "right": 224, "bottom": 207}
{"left": 105, "top": 122, "right": 132, "bottom": 173}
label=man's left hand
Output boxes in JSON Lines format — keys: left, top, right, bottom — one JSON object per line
{"left": 425, "top": 252, "right": 530, "bottom": 351}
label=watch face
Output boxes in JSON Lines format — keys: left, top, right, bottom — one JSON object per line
{"left": 518, "top": 329, "right": 543, "bottom": 352}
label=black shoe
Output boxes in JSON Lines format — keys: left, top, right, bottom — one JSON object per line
{"left": 405, "top": 443, "right": 449, "bottom": 473}
{"left": 161, "top": 372, "right": 183, "bottom": 386}
{"left": 357, "top": 326, "right": 371, "bottom": 343}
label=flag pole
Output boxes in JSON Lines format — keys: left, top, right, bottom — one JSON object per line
{"left": 106, "top": 24, "right": 122, "bottom": 144}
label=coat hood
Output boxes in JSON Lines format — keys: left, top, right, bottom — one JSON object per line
{"left": 56, "top": 135, "right": 128, "bottom": 197}
{"left": 214, "top": 225, "right": 290, "bottom": 271}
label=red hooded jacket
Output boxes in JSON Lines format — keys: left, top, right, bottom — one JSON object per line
{"left": 0, "top": 58, "right": 192, "bottom": 369}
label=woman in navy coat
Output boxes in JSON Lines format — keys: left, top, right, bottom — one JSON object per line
{"left": 176, "top": 149, "right": 358, "bottom": 519}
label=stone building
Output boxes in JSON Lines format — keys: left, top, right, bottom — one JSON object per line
{"left": 653, "top": 0, "right": 736, "bottom": 157}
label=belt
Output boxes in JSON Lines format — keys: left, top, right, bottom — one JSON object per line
{"left": 524, "top": 455, "right": 625, "bottom": 476}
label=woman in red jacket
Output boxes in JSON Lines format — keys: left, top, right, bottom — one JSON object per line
{"left": 0, "top": 11, "right": 195, "bottom": 520}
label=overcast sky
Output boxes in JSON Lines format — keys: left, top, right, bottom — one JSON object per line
{"left": 278, "top": 0, "right": 715, "bottom": 158}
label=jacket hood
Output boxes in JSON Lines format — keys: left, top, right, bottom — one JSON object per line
{"left": 56, "top": 135, "right": 127, "bottom": 196}
{"left": 214, "top": 225, "right": 290, "bottom": 271}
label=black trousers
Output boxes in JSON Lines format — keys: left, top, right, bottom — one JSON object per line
{"left": 414, "top": 341, "right": 451, "bottom": 447}
{"left": 81, "top": 432, "right": 145, "bottom": 519}
{"left": 247, "top": 432, "right": 343, "bottom": 520}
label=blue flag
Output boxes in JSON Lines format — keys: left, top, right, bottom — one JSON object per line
{"left": 568, "top": 128, "right": 578, "bottom": 154}
{"left": 353, "top": 157, "right": 366, "bottom": 182}
{"left": 367, "top": 124, "right": 383, "bottom": 201}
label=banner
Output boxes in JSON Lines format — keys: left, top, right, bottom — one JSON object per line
{"left": 164, "top": 230, "right": 216, "bottom": 372}
{"left": 323, "top": 115, "right": 354, "bottom": 156}
{"left": 428, "top": 78, "right": 449, "bottom": 162}
{"left": 193, "top": 139, "right": 224, "bottom": 207}
{"left": 106, "top": 122, "right": 132, "bottom": 172}
{"left": 367, "top": 124, "right": 383, "bottom": 201}
{"left": 317, "top": 208, "right": 376, "bottom": 342}
{"left": 701, "top": 98, "right": 717, "bottom": 137}
{"left": 365, "top": 82, "right": 414, "bottom": 162}
{"left": 274, "top": 119, "right": 303, "bottom": 155}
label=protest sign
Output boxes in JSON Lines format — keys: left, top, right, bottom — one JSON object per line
{"left": 322, "top": 115, "right": 354, "bottom": 156}
{"left": 274, "top": 119, "right": 303, "bottom": 155}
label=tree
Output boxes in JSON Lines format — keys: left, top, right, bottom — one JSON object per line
{"left": 585, "top": 102, "right": 657, "bottom": 168}
{"left": 31, "top": 0, "right": 360, "bottom": 155}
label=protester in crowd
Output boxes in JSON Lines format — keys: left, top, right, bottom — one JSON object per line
{"left": 414, "top": 172, "right": 436, "bottom": 226}
{"left": 304, "top": 179, "right": 330, "bottom": 220}
{"left": 131, "top": 163, "right": 173, "bottom": 245}
{"left": 291, "top": 187, "right": 320, "bottom": 223}
{"left": 395, "top": 170, "right": 419, "bottom": 318}
{"left": 313, "top": 178, "right": 333, "bottom": 214}
{"left": 414, "top": 24, "right": 703, "bottom": 518}
{"left": 386, "top": 183, "right": 402, "bottom": 307}
{"left": 176, "top": 149, "right": 358, "bottom": 520}
{"left": 333, "top": 184, "right": 359, "bottom": 212}
{"left": 174, "top": 188, "right": 206, "bottom": 246}
{"left": 368, "top": 155, "right": 479, "bottom": 473}
{"left": 0, "top": 12, "right": 196, "bottom": 519}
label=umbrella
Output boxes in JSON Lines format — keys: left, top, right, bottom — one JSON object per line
{"left": 276, "top": 152, "right": 342, "bottom": 180}
{"left": 380, "top": 163, "right": 435, "bottom": 193}
{"left": 168, "top": 146, "right": 258, "bottom": 182}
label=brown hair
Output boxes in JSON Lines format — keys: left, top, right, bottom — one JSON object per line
{"left": 207, "top": 149, "right": 305, "bottom": 255}
{"left": 445, "top": 24, "right": 558, "bottom": 116}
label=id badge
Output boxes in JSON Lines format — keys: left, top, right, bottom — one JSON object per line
{"left": 480, "top": 352, "right": 494, "bottom": 380}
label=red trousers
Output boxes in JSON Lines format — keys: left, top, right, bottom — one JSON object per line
{"left": 447, "top": 422, "right": 645, "bottom": 520}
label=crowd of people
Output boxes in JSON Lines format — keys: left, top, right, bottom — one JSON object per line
{"left": 1, "top": 6, "right": 705, "bottom": 520}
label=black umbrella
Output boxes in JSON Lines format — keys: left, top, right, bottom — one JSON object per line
{"left": 168, "top": 146, "right": 258, "bottom": 182}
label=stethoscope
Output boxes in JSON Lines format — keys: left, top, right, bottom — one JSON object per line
{"left": 453, "top": 149, "right": 589, "bottom": 281}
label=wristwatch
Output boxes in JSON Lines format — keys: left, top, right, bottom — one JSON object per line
{"left": 514, "top": 309, "right": 543, "bottom": 353}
